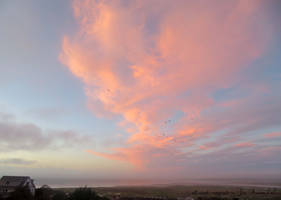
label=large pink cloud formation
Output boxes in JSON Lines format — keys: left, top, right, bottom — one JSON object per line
{"left": 60, "top": 0, "right": 279, "bottom": 172}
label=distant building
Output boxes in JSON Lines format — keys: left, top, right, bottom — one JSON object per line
{"left": 0, "top": 176, "right": 36, "bottom": 198}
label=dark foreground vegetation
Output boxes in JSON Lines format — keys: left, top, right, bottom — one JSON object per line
{"left": 59, "top": 185, "right": 281, "bottom": 200}
{"left": 95, "top": 185, "right": 281, "bottom": 200}
{"left": 0, "top": 186, "right": 109, "bottom": 200}
{"left": 1, "top": 185, "right": 281, "bottom": 200}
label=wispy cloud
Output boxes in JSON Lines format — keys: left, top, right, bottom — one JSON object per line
{"left": 60, "top": 0, "right": 280, "bottom": 172}
{"left": 0, "top": 158, "right": 37, "bottom": 166}
{"left": 264, "top": 132, "right": 281, "bottom": 138}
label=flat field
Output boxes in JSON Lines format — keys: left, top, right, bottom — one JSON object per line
{"left": 57, "top": 185, "right": 281, "bottom": 200}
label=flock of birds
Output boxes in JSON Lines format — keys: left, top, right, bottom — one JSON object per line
{"left": 161, "top": 119, "right": 176, "bottom": 136}
{"left": 104, "top": 88, "right": 196, "bottom": 137}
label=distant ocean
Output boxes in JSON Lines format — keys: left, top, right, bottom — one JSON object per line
{"left": 34, "top": 178, "right": 281, "bottom": 189}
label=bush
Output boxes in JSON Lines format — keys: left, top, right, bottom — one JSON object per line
{"left": 69, "top": 187, "right": 100, "bottom": 200}
{"left": 35, "top": 186, "right": 53, "bottom": 200}
{"left": 52, "top": 190, "right": 67, "bottom": 200}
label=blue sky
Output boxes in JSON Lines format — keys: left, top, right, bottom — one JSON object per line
{"left": 0, "top": 0, "right": 280, "bottom": 185}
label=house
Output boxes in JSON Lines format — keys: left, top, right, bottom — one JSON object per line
{"left": 0, "top": 176, "right": 36, "bottom": 198}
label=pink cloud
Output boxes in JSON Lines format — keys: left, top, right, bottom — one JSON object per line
{"left": 264, "top": 132, "right": 281, "bottom": 138}
{"left": 60, "top": 0, "right": 274, "bottom": 169}
{"left": 235, "top": 142, "right": 256, "bottom": 148}
{"left": 87, "top": 148, "right": 147, "bottom": 169}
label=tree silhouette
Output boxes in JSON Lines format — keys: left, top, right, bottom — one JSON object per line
{"left": 69, "top": 187, "right": 107, "bottom": 200}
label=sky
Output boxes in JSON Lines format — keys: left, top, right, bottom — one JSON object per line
{"left": 0, "top": 0, "right": 281, "bottom": 186}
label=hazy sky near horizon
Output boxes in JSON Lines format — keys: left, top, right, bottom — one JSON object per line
{"left": 0, "top": 0, "right": 281, "bottom": 183}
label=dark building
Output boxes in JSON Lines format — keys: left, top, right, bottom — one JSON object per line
{"left": 0, "top": 176, "right": 36, "bottom": 198}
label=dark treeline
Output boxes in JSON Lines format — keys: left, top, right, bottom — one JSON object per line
{"left": 0, "top": 186, "right": 109, "bottom": 200}
{"left": 1, "top": 186, "right": 281, "bottom": 200}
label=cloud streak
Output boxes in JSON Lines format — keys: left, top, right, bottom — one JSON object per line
{"left": 0, "top": 158, "right": 37, "bottom": 166}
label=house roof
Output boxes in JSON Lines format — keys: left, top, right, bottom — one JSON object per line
{"left": 0, "top": 176, "right": 31, "bottom": 187}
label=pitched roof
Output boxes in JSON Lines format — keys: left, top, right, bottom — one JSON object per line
{"left": 0, "top": 176, "right": 30, "bottom": 187}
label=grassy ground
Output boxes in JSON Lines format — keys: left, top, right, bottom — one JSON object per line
{"left": 57, "top": 185, "right": 281, "bottom": 200}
